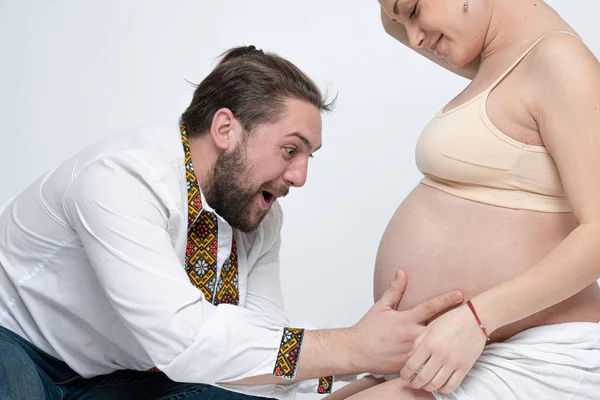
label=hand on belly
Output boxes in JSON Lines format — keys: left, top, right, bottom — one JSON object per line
{"left": 399, "top": 303, "right": 488, "bottom": 394}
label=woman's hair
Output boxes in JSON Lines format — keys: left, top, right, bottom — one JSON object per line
{"left": 181, "top": 45, "right": 335, "bottom": 137}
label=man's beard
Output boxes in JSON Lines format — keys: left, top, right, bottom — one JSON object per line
{"left": 204, "top": 144, "right": 270, "bottom": 232}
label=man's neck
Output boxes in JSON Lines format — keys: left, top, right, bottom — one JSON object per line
{"left": 187, "top": 135, "right": 217, "bottom": 194}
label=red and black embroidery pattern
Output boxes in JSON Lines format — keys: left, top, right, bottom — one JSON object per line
{"left": 181, "top": 125, "right": 239, "bottom": 305}
{"left": 274, "top": 327, "right": 305, "bottom": 379}
{"left": 318, "top": 376, "right": 334, "bottom": 394}
{"left": 182, "top": 125, "right": 330, "bottom": 391}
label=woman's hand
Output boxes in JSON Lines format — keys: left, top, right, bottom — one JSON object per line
{"left": 399, "top": 304, "right": 488, "bottom": 394}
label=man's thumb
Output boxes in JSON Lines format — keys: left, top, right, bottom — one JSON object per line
{"left": 378, "top": 270, "right": 407, "bottom": 310}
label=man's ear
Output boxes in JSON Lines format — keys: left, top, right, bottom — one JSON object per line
{"left": 209, "top": 108, "right": 240, "bottom": 151}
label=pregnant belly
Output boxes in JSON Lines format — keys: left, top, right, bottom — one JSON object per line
{"left": 374, "top": 184, "right": 600, "bottom": 342}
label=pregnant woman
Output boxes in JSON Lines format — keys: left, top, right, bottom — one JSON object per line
{"left": 328, "top": 0, "right": 600, "bottom": 399}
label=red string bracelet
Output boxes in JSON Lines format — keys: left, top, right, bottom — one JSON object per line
{"left": 467, "top": 300, "right": 490, "bottom": 342}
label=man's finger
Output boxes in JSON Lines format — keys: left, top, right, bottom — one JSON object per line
{"left": 410, "top": 291, "right": 463, "bottom": 323}
{"left": 377, "top": 270, "right": 407, "bottom": 311}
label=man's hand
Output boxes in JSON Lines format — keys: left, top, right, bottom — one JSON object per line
{"left": 225, "top": 269, "right": 463, "bottom": 386}
{"left": 350, "top": 270, "right": 463, "bottom": 375}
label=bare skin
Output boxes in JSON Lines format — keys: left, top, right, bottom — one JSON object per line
{"left": 327, "top": 0, "right": 600, "bottom": 398}
{"left": 376, "top": 185, "right": 600, "bottom": 344}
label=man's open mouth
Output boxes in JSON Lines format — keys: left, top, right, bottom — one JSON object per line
{"left": 262, "top": 191, "right": 275, "bottom": 203}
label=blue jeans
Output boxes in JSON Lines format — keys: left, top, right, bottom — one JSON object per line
{"left": 0, "top": 326, "right": 273, "bottom": 400}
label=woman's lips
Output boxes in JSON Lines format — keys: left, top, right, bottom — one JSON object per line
{"left": 433, "top": 35, "right": 443, "bottom": 57}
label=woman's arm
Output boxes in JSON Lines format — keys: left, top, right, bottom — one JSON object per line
{"left": 474, "top": 35, "right": 600, "bottom": 331}
{"left": 380, "top": 8, "right": 480, "bottom": 80}
{"left": 473, "top": 35, "right": 600, "bottom": 329}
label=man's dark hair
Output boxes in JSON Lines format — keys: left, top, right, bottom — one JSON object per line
{"left": 181, "top": 45, "right": 335, "bottom": 137}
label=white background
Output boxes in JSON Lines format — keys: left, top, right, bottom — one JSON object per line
{"left": 0, "top": 1, "right": 598, "bottom": 398}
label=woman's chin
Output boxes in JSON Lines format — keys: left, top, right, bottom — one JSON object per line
{"left": 445, "top": 54, "right": 467, "bottom": 68}
{"left": 444, "top": 54, "right": 475, "bottom": 68}
{"left": 448, "top": 50, "right": 482, "bottom": 69}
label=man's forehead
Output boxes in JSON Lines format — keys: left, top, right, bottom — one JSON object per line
{"left": 284, "top": 102, "right": 322, "bottom": 135}
{"left": 255, "top": 115, "right": 321, "bottom": 150}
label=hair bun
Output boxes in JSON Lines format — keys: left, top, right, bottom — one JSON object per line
{"left": 245, "top": 45, "right": 264, "bottom": 56}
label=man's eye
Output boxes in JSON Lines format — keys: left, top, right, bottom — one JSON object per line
{"left": 285, "top": 147, "right": 296, "bottom": 156}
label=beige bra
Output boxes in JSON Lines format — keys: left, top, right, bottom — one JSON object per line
{"left": 416, "top": 31, "right": 580, "bottom": 213}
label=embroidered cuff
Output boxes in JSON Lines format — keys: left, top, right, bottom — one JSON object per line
{"left": 317, "top": 376, "right": 334, "bottom": 394}
{"left": 273, "top": 327, "right": 305, "bottom": 379}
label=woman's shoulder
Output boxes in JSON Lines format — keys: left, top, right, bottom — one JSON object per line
{"left": 524, "top": 31, "right": 600, "bottom": 133}
{"left": 526, "top": 32, "right": 598, "bottom": 81}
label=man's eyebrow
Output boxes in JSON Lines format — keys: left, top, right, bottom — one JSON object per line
{"left": 393, "top": 0, "right": 400, "bottom": 15}
{"left": 286, "top": 132, "right": 321, "bottom": 152}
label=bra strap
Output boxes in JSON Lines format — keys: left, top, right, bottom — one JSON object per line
{"left": 485, "top": 31, "right": 581, "bottom": 94}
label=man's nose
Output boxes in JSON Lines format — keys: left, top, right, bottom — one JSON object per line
{"left": 283, "top": 159, "right": 308, "bottom": 188}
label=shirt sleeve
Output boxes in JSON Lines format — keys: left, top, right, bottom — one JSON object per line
{"left": 242, "top": 203, "right": 335, "bottom": 394}
{"left": 243, "top": 202, "right": 288, "bottom": 326}
{"left": 62, "top": 157, "right": 298, "bottom": 398}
